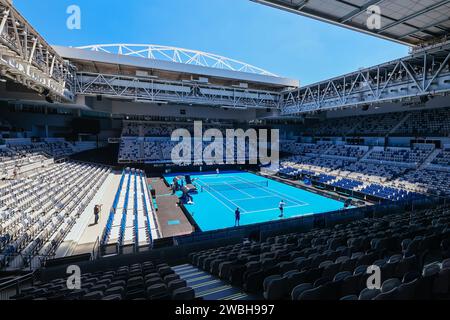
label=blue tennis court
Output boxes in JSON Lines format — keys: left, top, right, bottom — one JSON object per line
{"left": 164, "top": 171, "right": 345, "bottom": 232}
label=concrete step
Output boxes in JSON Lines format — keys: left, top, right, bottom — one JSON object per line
{"left": 172, "top": 264, "right": 256, "bottom": 300}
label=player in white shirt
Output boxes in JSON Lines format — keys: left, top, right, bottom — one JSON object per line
{"left": 278, "top": 200, "right": 285, "bottom": 218}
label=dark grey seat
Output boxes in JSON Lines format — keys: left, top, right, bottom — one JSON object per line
{"left": 83, "top": 291, "right": 104, "bottom": 300}
{"left": 381, "top": 278, "right": 401, "bottom": 293}
{"left": 146, "top": 283, "right": 168, "bottom": 298}
{"left": 291, "top": 283, "right": 313, "bottom": 300}
{"left": 172, "top": 287, "right": 195, "bottom": 300}
{"left": 358, "top": 288, "right": 380, "bottom": 300}
{"left": 168, "top": 279, "right": 187, "bottom": 293}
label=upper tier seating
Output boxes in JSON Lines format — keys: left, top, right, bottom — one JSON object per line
{"left": 297, "top": 112, "right": 407, "bottom": 137}
{"left": 281, "top": 143, "right": 332, "bottom": 156}
{"left": 335, "top": 161, "right": 407, "bottom": 183}
{"left": 431, "top": 149, "right": 450, "bottom": 167}
{"left": 121, "top": 121, "right": 235, "bottom": 138}
{"left": 7, "top": 140, "right": 75, "bottom": 158}
{"left": 300, "top": 118, "right": 359, "bottom": 136}
{"left": 292, "top": 107, "right": 449, "bottom": 138}
{"left": 278, "top": 157, "right": 421, "bottom": 201}
{"left": 278, "top": 141, "right": 450, "bottom": 199}
{"left": 394, "top": 108, "right": 450, "bottom": 136}
{"left": 324, "top": 145, "right": 368, "bottom": 159}
{"left": 120, "top": 138, "right": 254, "bottom": 165}
{"left": 0, "top": 120, "right": 12, "bottom": 136}
{"left": 280, "top": 151, "right": 408, "bottom": 184}
{"left": 119, "top": 120, "right": 271, "bottom": 164}
{"left": 280, "top": 156, "right": 352, "bottom": 174}
{"left": 118, "top": 138, "right": 142, "bottom": 163}
{"left": 366, "top": 146, "right": 434, "bottom": 166}
{"left": 282, "top": 143, "right": 430, "bottom": 166}
{"left": 122, "top": 122, "right": 176, "bottom": 137}
{"left": 349, "top": 112, "right": 406, "bottom": 136}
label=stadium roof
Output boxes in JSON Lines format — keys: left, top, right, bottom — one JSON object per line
{"left": 54, "top": 45, "right": 299, "bottom": 89}
{"left": 77, "top": 44, "right": 278, "bottom": 77}
{"left": 252, "top": 0, "right": 450, "bottom": 47}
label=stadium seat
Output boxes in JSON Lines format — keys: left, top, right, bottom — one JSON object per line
{"left": 147, "top": 283, "right": 169, "bottom": 299}
{"left": 381, "top": 278, "right": 401, "bottom": 293}
{"left": 292, "top": 284, "right": 315, "bottom": 301}
{"left": 172, "top": 287, "right": 195, "bottom": 300}
{"left": 168, "top": 279, "right": 187, "bottom": 293}
{"left": 358, "top": 288, "right": 380, "bottom": 300}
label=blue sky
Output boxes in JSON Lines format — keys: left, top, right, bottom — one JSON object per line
{"left": 15, "top": 0, "right": 409, "bottom": 85}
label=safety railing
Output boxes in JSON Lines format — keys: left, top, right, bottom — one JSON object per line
{"left": 0, "top": 254, "right": 52, "bottom": 272}
{"left": 0, "top": 271, "right": 37, "bottom": 300}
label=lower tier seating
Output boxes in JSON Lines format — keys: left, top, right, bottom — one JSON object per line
{"left": 10, "top": 261, "right": 194, "bottom": 300}
{"left": 188, "top": 204, "right": 450, "bottom": 300}
{"left": 0, "top": 158, "right": 111, "bottom": 270}
{"left": 6, "top": 202, "right": 450, "bottom": 300}
{"left": 101, "top": 168, "right": 160, "bottom": 252}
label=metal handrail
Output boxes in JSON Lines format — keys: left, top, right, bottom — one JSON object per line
{"left": 0, "top": 254, "right": 53, "bottom": 272}
{"left": 0, "top": 271, "right": 36, "bottom": 300}
{"left": 91, "top": 236, "right": 100, "bottom": 260}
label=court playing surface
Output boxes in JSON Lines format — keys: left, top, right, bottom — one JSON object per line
{"left": 164, "top": 171, "right": 345, "bottom": 232}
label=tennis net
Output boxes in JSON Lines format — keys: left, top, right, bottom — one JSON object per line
{"left": 200, "top": 180, "right": 268, "bottom": 192}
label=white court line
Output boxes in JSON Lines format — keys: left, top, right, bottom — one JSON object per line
{"left": 198, "top": 175, "right": 259, "bottom": 201}
{"left": 242, "top": 204, "right": 306, "bottom": 215}
{"left": 197, "top": 175, "right": 241, "bottom": 181}
{"left": 239, "top": 177, "right": 310, "bottom": 207}
{"left": 195, "top": 174, "right": 308, "bottom": 215}
{"left": 233, "top": 175, "right": 309, "bottom": 207}
{"left": 291, "top": 212, "right": 314, "bottom": 218}
{"left": 196, "top": 180, "right": 246, "bottom": 213}
{"left": 223, "top": 181, "right": 256, "bottom": 199}
{"left": 231, "top": 195, "right": 275, "bottom": 201}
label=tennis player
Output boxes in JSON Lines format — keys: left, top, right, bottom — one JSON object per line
{"left": 235, "top": 207, "right": 241, "bottom": 226}
{"left": 278, "top": 200, "right": 285, "bottom": 218}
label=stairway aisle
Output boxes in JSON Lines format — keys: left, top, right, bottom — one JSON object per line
{"left": 172, "top": 264, "right": 259, "bottom": 300}
{"left": 419, "top": 148, "right": 441, "bottom": 170}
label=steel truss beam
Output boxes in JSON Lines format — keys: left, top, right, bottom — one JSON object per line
{"left": 77, "top": 44, "right": 278, "bottom": 77}
{"left": 74, "top": 72, "right": 281, "bottom": 109}
{"left": 281, "top": 43, "right": 450, "bottom": 115}
{"left": 377, "top": 0, "right": 450, "bottom": 34}
{"left": 0, "top": 0, "right": 73, "bottom": 101}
